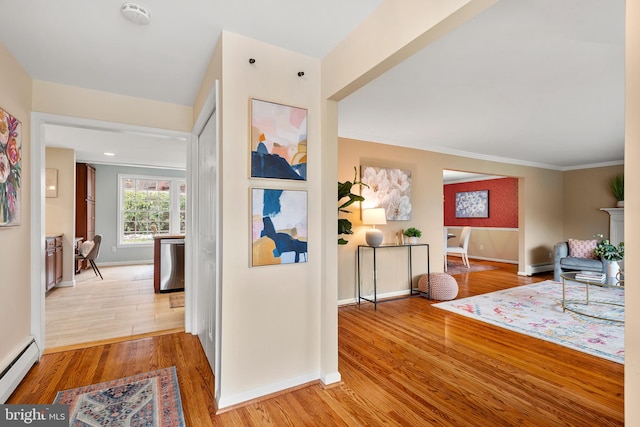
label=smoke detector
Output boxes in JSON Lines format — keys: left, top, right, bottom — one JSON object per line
{"left": 121, "top": 2, "right": 151, "bottom": 25}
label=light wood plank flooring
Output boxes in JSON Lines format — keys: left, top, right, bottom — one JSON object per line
{"left": 14, "top": 261, "right": 623, "bottom": 425}
{"left": 45, "top": 264, "right": 184, "bottom": 350}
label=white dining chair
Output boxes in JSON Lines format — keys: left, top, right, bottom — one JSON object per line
{"left": 443, "top": 227, "right": 449, "bottom": 271}
{"left": 446, "top": 226, "right": 471, "bottom": 268}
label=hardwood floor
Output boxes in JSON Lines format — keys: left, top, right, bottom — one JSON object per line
{"left": 13, "top": 261, "right": 623, "bottom": 425}
{"left": 45, "top": 264, "right": 184, "bottom": 350}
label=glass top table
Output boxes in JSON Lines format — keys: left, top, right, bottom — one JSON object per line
{"left": 560, "top": 272, "right": 624, "bottom": 323}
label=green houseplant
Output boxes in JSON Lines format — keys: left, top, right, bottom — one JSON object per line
{"left": 594, "top": 234, "right": 624, "bottom": 285}
{"left": 338, "top": 167, "right": 367, "bottom": 245}
{"left": 403, "top": 227, "right": 422, "bottom": 238}
{"left": 403, "top": 227, "right": 422, "bottom": 244}
{"left": 610, "top": 173, "right": 624, "bottom": 207}
{"left": 594, "top": 235, "right": 624, "bottom": 261}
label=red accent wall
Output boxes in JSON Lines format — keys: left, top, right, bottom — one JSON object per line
{"left": 444, "top": 177, "right": 518, "bottom": 228}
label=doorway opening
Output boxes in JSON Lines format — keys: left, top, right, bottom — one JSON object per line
{"left": 33, "top": 113, "right": 191, "bottom": 351}
{"left": 443, "top": 169, "right": 521, "bottom": 272}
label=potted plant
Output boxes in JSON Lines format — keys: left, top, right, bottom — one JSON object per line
{"left": 610, "top": 173, "right": 624, "bottom": 207}
{"left": 338, "top": 167, "right": 367, "bottom": 245}
{"left": 594, "top": 234, "right": 624, "bottom": 285}
{"left": 403, "top": 227, "right": 422, "bottom": 244}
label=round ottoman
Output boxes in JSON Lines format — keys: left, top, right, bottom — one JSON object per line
{"left": 418, "top": 273, "right": 458, "bottom": 300}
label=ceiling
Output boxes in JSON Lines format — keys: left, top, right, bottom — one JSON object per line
{"left": 0, "top": 0, "right": 625, "bottom": 170}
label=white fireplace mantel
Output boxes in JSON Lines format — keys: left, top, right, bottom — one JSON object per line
{"left": 600, "top": 208, "right": 624, "bottom": 246}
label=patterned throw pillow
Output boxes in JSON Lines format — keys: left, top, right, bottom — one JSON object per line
{"left": 567, "top": 239, "right": 598, "bottom": 259}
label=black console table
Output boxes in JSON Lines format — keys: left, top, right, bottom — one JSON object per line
{"left": 357, "top": 243, "right": 430, "bottom": 310}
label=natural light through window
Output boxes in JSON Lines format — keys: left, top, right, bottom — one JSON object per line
{"left": 118, "top": 175, "right": 186, "bottom": 245}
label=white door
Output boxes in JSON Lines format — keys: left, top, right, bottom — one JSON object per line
{"left": 196, "top": 106, "right": 217, "bottom": 373}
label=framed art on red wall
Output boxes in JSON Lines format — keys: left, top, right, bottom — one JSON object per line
{"left": 455, "top": 190, "right": 489, "bottom": 218}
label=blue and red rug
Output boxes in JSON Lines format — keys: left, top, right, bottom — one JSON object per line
{"left": 434, "top": 280, "right": 624, "bottom": 364}
{"left": 54, "top": 366, "right": 185, "bottom": 426}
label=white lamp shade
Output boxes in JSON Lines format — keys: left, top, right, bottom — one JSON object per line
{"left": 362, "top": 208, "right": 387, "bottom": 225}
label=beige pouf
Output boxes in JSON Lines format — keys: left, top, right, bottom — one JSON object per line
{"left": 418, "top": 273, "right": 458, "bottom": 300}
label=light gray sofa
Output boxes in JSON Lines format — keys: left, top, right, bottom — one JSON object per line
{"left": 554, "top": 241, "right": 609, "bottom": 281}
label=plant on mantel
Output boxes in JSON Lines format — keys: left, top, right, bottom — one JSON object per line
{"left": 338, "top": 167, "right": 368, "bottom": 245}
{"left": 610, "top": 173, "right": 624, "bottom": 207}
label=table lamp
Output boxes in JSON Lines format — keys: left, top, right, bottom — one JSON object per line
{"left": 362, "top": 208, "right": 387, "bottom": 247}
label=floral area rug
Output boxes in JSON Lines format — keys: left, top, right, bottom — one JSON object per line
{"left": 446, "top": 258, "right": 498, "bottom": 275}
{"left": 433, "top": 280, "right": 624, "bottom": 364}
{"left": 54, "top": 366, "right": 185, "bottom": 426}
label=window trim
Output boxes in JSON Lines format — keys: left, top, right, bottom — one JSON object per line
{"left": 117, "top": 174, "right": 186, "bottom": 247}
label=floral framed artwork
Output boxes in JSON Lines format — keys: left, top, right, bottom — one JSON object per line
{"left": 250, "top": 98, "right": 307, "bottom": 181}
{"left": 361, "top": 165, "right": 412, "bottom": 220}
{"left": 455, "top": 190, "right": 489, "bottom": 218}
{"left": 251, "top": 188, "right": 308, "bottom": 266}
{"left": 0, "top": 107, "right": 21, "bottom": 226}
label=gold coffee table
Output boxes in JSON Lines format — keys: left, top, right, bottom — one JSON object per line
{"left": 560, "top": 272, "right": 624, "bottom": 323}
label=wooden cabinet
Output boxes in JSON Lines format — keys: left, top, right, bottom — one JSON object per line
{"left": 76, "top": 163, "right": 96, "bottom": 271}
{"left": 46, "top": 235, "right": 63, "bottom": 291}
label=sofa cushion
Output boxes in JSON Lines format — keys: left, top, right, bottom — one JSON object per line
{"left": 560, "top": 256, "right": 602, "bottom": 270}
{"left": 567, "top": 239, "right": 598, "bottom": 259}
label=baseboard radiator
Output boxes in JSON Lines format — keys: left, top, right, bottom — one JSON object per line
{"left": 0, "top": 338, "right": 39, "bottom": 403}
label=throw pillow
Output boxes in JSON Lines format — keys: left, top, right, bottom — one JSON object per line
{"left": 567, "top": 239, "right": 598, "bottom": 259}
{"left": 79, "top": 241, "right": 95, "bottom": 257}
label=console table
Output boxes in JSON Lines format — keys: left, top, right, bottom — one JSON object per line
{"left": 357, "top": 243, "right": 430, "bottom": 310}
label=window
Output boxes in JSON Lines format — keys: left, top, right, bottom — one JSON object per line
{"left": 118, "top": 175, "right": 186, "bottom": 245}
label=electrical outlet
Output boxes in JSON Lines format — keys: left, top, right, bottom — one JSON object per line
{"left": 479, "top": 244, "right": 484, "bottom": 250}
{"left": 112, "top": 246, "right": 116, "bottom": 252}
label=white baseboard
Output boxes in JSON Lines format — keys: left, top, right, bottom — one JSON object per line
{"left": 217, "top": 371, "right": 320, "bottom": 410}
{"left": 530, "top": 263, "right": 554, "bottom": 274}
{"left": 321, "top": 371, "right": 341, "bottom": 385}
{"left": 518, "top": 263, "right": 554, "bottom": 276}
{"left": 54, "top": 279, "right": 75, "bottom": 288}
{"left": 338, "top": 289, "right": 414, "bottom": 307}
{"left": 338, "top": 297, "right": 357, "bottom": 306}
{"left": 467, "top": 255, "right": 518, "bottom": 264}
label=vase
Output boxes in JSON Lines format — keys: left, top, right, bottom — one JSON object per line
{"left": 616, "top": 200, "right": 624, "bottom": 208}
{"left": 408, "top": 236, "right": 418, "bottom": 245}
{"left": 607, "top": 260, "right": 620, "bottom": 285}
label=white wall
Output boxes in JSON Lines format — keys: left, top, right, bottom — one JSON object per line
{"left": 32, "top": 81, "right": 192, "bottom": 132}
{"left": 186, "top": 0, "right": 507, "bottom": 409}
{"left": 216, "top": 32, "right": 324, "bottom": 407}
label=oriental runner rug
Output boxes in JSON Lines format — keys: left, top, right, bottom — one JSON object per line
{"left": 54, "top": 366, "right": 185, "bottom": 426}
{"left": 433, "top": 280, "right": 624, "bottom": 364}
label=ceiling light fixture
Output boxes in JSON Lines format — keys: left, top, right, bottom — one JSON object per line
{"left": 121, "top": 2, "right": 151, "bottom": 25}
{"left": 103, "top": 152, "right": 115, "bottom": 157}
